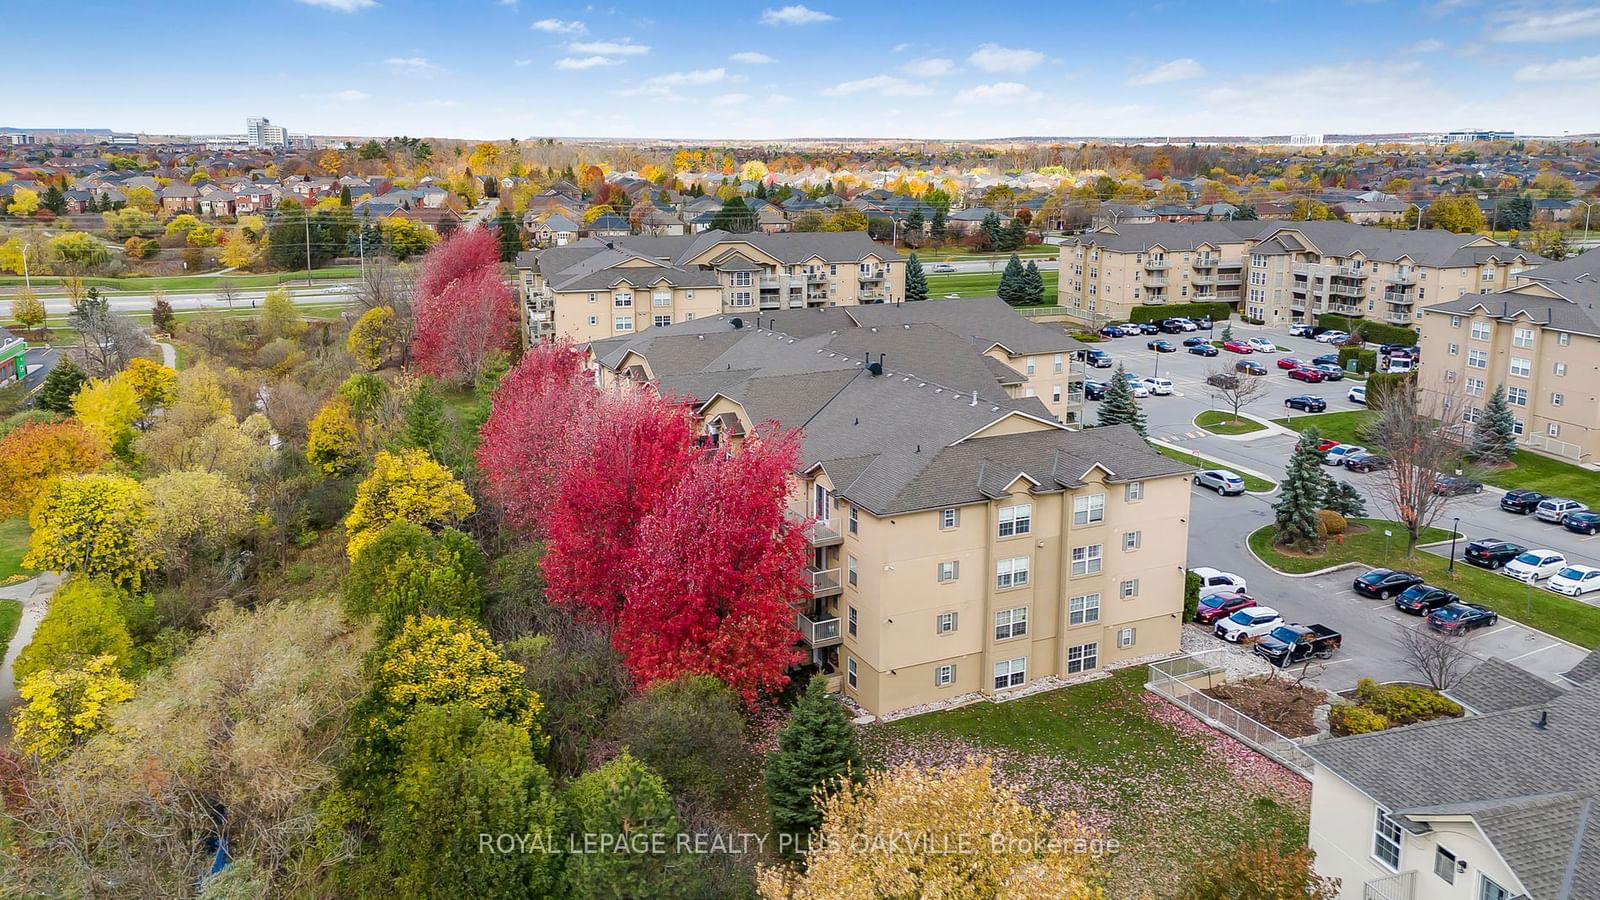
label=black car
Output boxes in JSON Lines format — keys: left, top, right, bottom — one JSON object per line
{"left": 1284, "top": 395, "right": 1326, "bottom": 412}
{"left": 1148, "top": 339, "right": 1177, "bottom": 352}
{"left": 1500, "top": 488, "right": 1545, "bottom": 514}
{"left": 1086, "top": 349, "right": 1114, "bottom": 368}
{"left": 1434, "top": 475, "right": 1484, "bottom": 496}
{"left": 1138, "top": 323, "right": 1161, "bottom": 335}
{"left": 1084, "top": 381, "right": 1107, "bottom": 401}
{"left": 1182, "top": 336, "right": 1208, "bottom": 347}
{"left": 1464, "top": 539, "right": 1527, "bottom": 569}
{"left": 1206, "top": 372, "right": 1240, "bottom": 389}
{"left": 1353, "top": 568, "right": 1426, "bottom": 599}
{"left": 1236, "top": 359, "right": 1267, "bottom": 375}
{"left": 1160, "top": 320, "right": 1187, "bottom": 334}
{"left": 1311, "top": 353, "right": 1341, "bottom": 367}
{"left": 1343, "top": 452, "right": 1391, "bottom": 473}
{"left": 1394, "top": 583, "right": 1460, "bottom": 615}
{"left": 1564, "top": 512, "right": 1600, "bottom": 536}
{"left": 1188, "top": 344, "right": 1219, "bottom": 357}
{"left": 1311, "top": 364, "right": 1345, "bottom": 381}
{"left": 1428, "top": 602, "right": 1499, "bottom": 634}
{"left": 1380, "top": 343, "right": 1420, "bottom": 357}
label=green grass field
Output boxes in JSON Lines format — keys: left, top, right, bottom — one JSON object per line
{"left": 926, "top": 268, "right": 1060, "bottom": 300}
{"left": 1154, "top": 445, "right": 1277, "bottom": 492}
{"left": 1249, "top": 518, "right": 1600, "bottom": 648}
{"left": 0, "top": 265, "right": 364, "bottom": 297}
{"left": 0, "top": 518, "right": 35, "bottom": 585}
{"left": 1195, "top": 410, "right": 1266, "bottom": 436}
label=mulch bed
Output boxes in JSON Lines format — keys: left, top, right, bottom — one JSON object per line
{"left": 1203, "top": 675, "right": 1327, "bottom": 738}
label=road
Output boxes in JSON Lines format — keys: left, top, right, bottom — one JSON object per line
{"left": 40, "top": 286, "right": 358, "bottom": 317}
{"left": 924, "top": 257, "right": 1059, "bottom": 275}
{"left": 463, "top": 197, "right": 501, "bottom": 229}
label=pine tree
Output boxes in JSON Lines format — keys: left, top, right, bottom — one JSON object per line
{"left": 37, "top": 358, "right": 88, "bottom": 413}
{"left": 904, "top": 209, "right": 924, "bottom": 245}
{"left": 930, "top": 207, "right": 947, "bottom": 244}
{"left": 1220, "top": 321, "right": 1234, "bottom": 342}
{"left": 339, "top": 184, "right": 352, "bottom": 206}
{"left": 1472, "top": 383, "right": 1518, "bottom": 463}
{"left": 997, "top": 254, "right": 1026, "bottom": 305}
{"left": 1274, "top": 427, "right": 1331, "bottom": 552}
{"left": 1000, "top": 216, "right": 1027, "bottom": 251}
{"left": 493, "top": 209, "right": 523, "bottom": 262}
{"left": 1096, "top": 365, "right": 1147, "bottom": 437}
{"left": 1023, "top": 260, "right": 1045, "bottom": 305}
{"left": 904, "top": 253, "right": 928, "bottom": 302}
{"left": 979, "top": 211, "right": 1002, "bottom": 250}
{"left": 764, "top": 676, "right": 862, "bottom": 852}
{"left": 1324, "top": 480, "right": 1367, "bottom": 518}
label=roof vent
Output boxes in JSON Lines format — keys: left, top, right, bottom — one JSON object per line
{"left": 867, "top": 360, "right": 883, "bottom": 377}
{"left": 730, "top": 317, "right": 744, "bottom": 330}
{"left": 970, "top": 390, "right": 979, "bottom": 406}
{"left": 1534, "top": 710, "right": 1549, "bottom": 731}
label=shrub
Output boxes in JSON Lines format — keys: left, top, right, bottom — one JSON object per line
{"left": 1317, "top": 509, "right": 1348, "bottom": 535}
{"left": 1337, "top": 347, "right": 1377, "bottom": 374}
{"left": 343, "top": 522, "right": 487, "bottom": 636}
{"left": 1352, "top": 678, "right": 1463, "bottom": 726}
{"left": 1184, "top": 570, "right": 1202, "bottom": 622}
{"left": 1316, "top": 314, "right": 1416, "bottom": 347}
{"left": 614, "top": 674, "right": 753, "bottom": 807}
{"left": 1127, "top": 301, "right": 1232, "bottom": 324}
{"left": 1070, "top": 331, "right": 1102, "bottom": 343}
{"left": 1328, "top": 703, "right": 1388, "bottom": 736}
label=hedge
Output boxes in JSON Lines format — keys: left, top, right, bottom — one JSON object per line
{"left": 1337, "top": 347, "right": 1377, "bottom": 374}
{"left": 1316, "top": 314, "right": 1418, "bottom": 347}
{"left": 1183, "top": 571, "right": 1201, "bottom": 622}
{"left": 1366, "top": 371, "right": 1416, "bottom": 409}
{"left": 1129, "top": 302, "right": 1234, "bottom": 324}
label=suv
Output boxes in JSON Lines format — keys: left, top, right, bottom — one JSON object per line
{"left": 1500, "top": 489, "right": 1546, "bottom": 514}
{"left": 1213, "top": 606, "right": 1284, "bottom": 643}
{"left": 1159, "top": 318, "right": 1188, "bottom": 334}
{"left": 1504, "top": 549, "right": 1568, "bottom": 583}
{"left": 1086, "top": 349, "right": 1113, "bottom": 368}
{"left": 1535, "top": 498, "right": 1588, "bottom": 524}
{"left": 1191, "top": 566, "right": 1248, "bottom": 599}
{"left": 1464, "top": 539, "right": 1527, "bottom": 569}
{"left": 1289, "top": 323, "right": 1316, "bottom": 337}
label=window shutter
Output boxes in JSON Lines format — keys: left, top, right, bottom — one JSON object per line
{"left": 951, "top": 612, "right": 958, "bottom": 631}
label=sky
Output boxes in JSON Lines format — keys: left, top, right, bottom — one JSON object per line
{"left": 3, "top": 0, "right": 1599, "bottom": 140}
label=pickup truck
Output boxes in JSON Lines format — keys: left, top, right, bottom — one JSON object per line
{"left": 1252, "top": 624, "right": 1342, "bottom": 667}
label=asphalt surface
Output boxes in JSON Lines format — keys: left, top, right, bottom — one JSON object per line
{"left": 39, "top": 286, "right": 358, "bottom": 316}
{"left": 22, "top": 346, "right": 61, "bottom": 391}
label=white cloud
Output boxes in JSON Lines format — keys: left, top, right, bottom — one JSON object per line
{"left": 331, "top": 89, "right": 370, "bottom": 101}
{"left": 556, "top": 55, "right": 623, "bottom": 69}
{"left": 513, "top": 58, "right": 533, "bottom": 66}
{"left": 532, "top": 17, "right": 587, "bottom": 34}
{"left": 709, "top": 93, "right": 749, "bottom": 107}
{"left": 567, "top": 39, "right": 650, "bottom": 55}
{"left": 902, "top": 57, "right": 955, "bottom": 77}
{"left": 1404, "top": 38, "right": 1444, "bottom": 52}
{"left": 731, "top": 51, "right": 778, "bottom": 64}
{"left": 384, "top": 56, "right": 437, "bottom": 75}
{"left": 954, "top": 81, "right": 1038, "bottom": 104}
{"left": 760, "top": 5, "right": 835, "bottom": 26}
{"left": 820, "top": 74, "right": 933, "bottom": 97}
{"left": 1491, "top": 7, "right": 1600, "bottom": 41}
{"left": 295, "top": 0, "right": 375, "bottom": 11}
{"left": 1128, "top": 58, "right": 1206, "bottom": 85}
{"left": 967, "top": 43, "right": 1044, "bottom": 74}
{"left": 892, "top": 42, "right": 911, "bottom": 53}
{"left": 1515, "top": 54, "right": 1600, "bottom": 81}
{"left": 647, "top": 67, "right": 726, "bottom": 86}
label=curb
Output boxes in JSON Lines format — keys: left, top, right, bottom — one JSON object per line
{"left": 1150, "top": 437, "right": 1280, "bottom": 496}
{"left": 1191, "top": 409, "right": 1297, "bottom": 442}
{"left": 1244, "top": 527, "right": 1466, "bottom": 579}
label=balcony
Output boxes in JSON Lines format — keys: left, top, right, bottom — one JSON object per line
{"left": 806, "top": 291, "right": 831, "bottom": 303}
{"left": 795, "top": 612, "right": 842, "bottom": 648}
{"left": 1329, "top": 282, "right": 1365, "bottom": 298}
{"left": 1387, "top": 271, "right": 1418, "bottom": 285}
{"left": 1143, "top": 275, "right": 1168, "bottom": 287}
{"left": 1294, "top": 262, "right": 1368, "bottom": 280}
{"left": 1329, "top": 304, "right": 1364, "bottom": 317}
{"left": 759, "top": 274, "right": 782, "bottom": 288}
{"left": 759, "top": 297, "right": 782, "bottom": 310}
{"left": 1192, "top": 273, "right": 1218, "bottom": 285}
{"left": 1144, "top": 259, "right": 1168, "bottom": 270}
{"left": 808, "top": 567, "right": 842, "bottom": 597}
{"left": 1386, "top": 309, "right": 1413, "bottom": 324}
{"left": 1216, "top": 274, "right": 1243, "bottom": 285}
{"left": 858, "top": 270, "right": 885, "bottom": 283}
{"left": 1216, "top": 289, "right": 1241, "bottom": 300}
{"left": 860, "top": 290, "right": 887, "bottom": 302}
{"left": 1383, "top": 291, "right": 1414, "bottom": 306}
{"left": 806, "top": 271, "right": 828, "bottom": 283}
{"left": 1193, "top": 256, "right": 1218, "bottom": 268}
{"left": 806, "top": 518, "right": 843, "bottom": 547}
{"left": 1362, "top": 870, "right": 1415, "bottom": 900}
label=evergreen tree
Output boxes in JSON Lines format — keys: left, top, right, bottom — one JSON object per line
{"left": 709, "top": 196, "right": 755, "bottom": 233}
{"left": 929, "top": 207, "right": 948, "bottom": 244}
{"left": 1324, "top": 480, "right": 1367, "bottom": 518}
{"left": 86, "top": 193, "right": 100, "bottom": 213}
{"left": 1233, "top": 204, "right": 1258, "bottom": 221}
{"left": 1220, "top": 321, "right": 1234, "bottom": 342}
{"left": 1096, "top": 365, "right": 1147, "bottom": 437}
{"left": 565, "top": 751, "right": 699, "bottom": 895}
{"left": 1472, "top": 383, "right": 1518, "bottom": 463}
{"left": 37, "top": 358, "right": 88, "bottom": 413}
{"left": 42, "top": 185, "right": 67, "bottom": 215}
{"left": 979, "top": 211, "right": 1002, "bottom": 250}
{"left": 1022, "top": 260, "right": 1045, "bottom": 305}
{"left": 400, "top": 377, "right": 447, "bottom": 458}
{"left": 764, "top": 676, "right": 862, "bottom": 853}
{"left": 339, "top": 184, "right": 353, "bottom": 206}
{"left": 903, "top": 209, "right": 925, "bottom": 246}
{"left": 999, "top": 216, "right": 1027, "bottom": 251}
{"left": 904, "top": 253, "right": 928, "bottom": 302}
{"left": 997, "top": 254, "right": 1026, "bottom": 306}
{"left": 493, "top": 209, "right": 524, "bottom": 262}
{"left": 1274, "top": 427, "right": 1330, "bottom": 552}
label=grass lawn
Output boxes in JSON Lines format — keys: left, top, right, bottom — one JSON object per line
{"left": 865, "top": 667, "right": 1310, "bottom": 895}
{"left": 926, "top": 268, "right": 1060, "bottom": 299}
{"left": 1273, "top": 410, "right": 1600, "bottom": 508}
{"left": 1154, "top": 445, "right": 1277, "bottom": 492}
{"left": 0, "top": 599, "right": 22, "bottom": 663}
{"left": 1249, "top": 518, "right": 1600, "bottom": 648}
{"left": 0, "top": 518, "right": 35, "bottom": 585}
{"left": 1195, "top": 410, "right": 1266, "bottom": 436}
{"left": 0, "top": 265, "right": 364, "bottom": 296}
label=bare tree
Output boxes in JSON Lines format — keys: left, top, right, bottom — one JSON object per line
{"left": 70, "top": 293, "right": 151, "bottom": 377}
{"left": 1205, "top": 367, "right": 1271, "bottom": 426}
{"left": 1363, "top": 383, "right": 1472, "bottom": 553}
{"left": 218, "top": 279, "right": 239, "bottom": 310}
{"left": 1395, "top": 623, "right": 1478, "bottom": 690}
{"left": 355, "top": 256, "right": 417, "bottom": 365}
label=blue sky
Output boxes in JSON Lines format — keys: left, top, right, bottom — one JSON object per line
{"left": 3, "top": 0, "right": 1598, "bottom": 139}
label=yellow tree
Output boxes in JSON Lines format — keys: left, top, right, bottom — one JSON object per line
{"left": 13, "top": 655, "right": 135, "bottom": 760}
{"left": 121, "top": 358, "right": 177, "bottom": 412}
{"left": 343, "top": 448, "right": 475, "bottom": 559}
{"left": 258, "top": 287, "right": 303, "bottom": 340}
{"left": 72, "top": 375, "right": 143, "bottom": 456}
{"left": 347, "top": 305, "right": 403, "bottom": 370}
{"left": 25, "top": 473, "right": 157, "bottom": 591}
{"left": 7, "top": 187, "right": 40, "bottom": 217}
{"left": 306, "top": 398, "right": 363, "bottom": 476}
{"left": 124, "top": 187, "right": 158, "bottom": 212}
{"left": 0, "top": 422, "right": 106, "bottom": 519}
{"left": 142, "top": 470, "right": 254, "bottom": 573}
{"left": 220, "top": 228, "right": 258, "bottom": 268}
{"left": 319, "top": 149, "right": 345, "bottom": 175}
{"left": 10, "top": 287, "right": 46, "bottom": 332}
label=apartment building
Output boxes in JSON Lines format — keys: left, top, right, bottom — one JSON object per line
{"left": 1060, "top": 222, "right": 1539, "bottom": 327}
{"left": 513, "top": 230, "right": 904, "bottom": 345}
{"left": 585, "top": 300, "right": 1188, "bottom": 717}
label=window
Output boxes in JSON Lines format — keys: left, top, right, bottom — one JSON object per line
{"left": 1467, "top": 349, "right": 1488, "bottom": 369}
{"left": 1471, "top": 321, "right": 1490, "bottom": 340}
{"left": 1549, "top": 422, "right": 1562, "bottom": 437}
{"left": 940, "top": 508, "right": 960, "bottom": 530}
{"left": 1450, "top": 315, "right": 1461, "bottom": 327}
{"left": 847, "top": 606, "right": 857, "bottom": 637}
{"left": 1510, "top": 357, "right": 1531, "bottom": 378}
{"left": 1053, "top": 353, "right": 1064, "bottom": 374}
{"left": 1025, "top": 356, "right": 1036, "bottom": 375}
{"left": 934, "top": 664, "right": 955, "bottom": 687}
{"left": 1513, "top": 327, "right": 1534, "bottom": 348}
{"left": 613, "top": 315, "right": 633, "bottom": 333}
{"left": 1072, "top": 493, "right": 1106, "bottom": 525}
{"left": 1066, "top": 641, "right": 1098, "bottom": 673}
{"left": 1120, "top": 579, "right": 1140, "bottom": 599}
{"left": 1558, "top": 332, "right": 1570, "bottom": 346}
{"left": 996, "top": 557, "right": 1030, "bottom": 589}
{"left": 1433, "top": 846, "right": 1457, "bottom": 884}
{"left": 1479, "top": 876, "right": 1510, "bottom": 900}
{"left": 1373, "top": 809, "right": 1402, "bottom": 870}
{"left": 588, "top": 292, "right": 597, "bottom": 303}
{"left": 1123, "top": 530, "right": 1142, "bottom": 551}
{"left": 588, "top": 315, "right": 599, "bottom": 326}
{"left": 653, "top": 290, "right": 672, "bottom": 307}
{"left": 937, "top": 560, "right": 960, "bottom": 583}
{"left": 1052, "top": 384, "right": 1061, "bottom": 403}
{"left": 614, "top": 292, "right": 633, "bottom": 308}
{"left": 1447, "top": 343, "right": 1459, "bottom": 356}
{"left": 731, "top": 291, "right": 752, "bottom": 307}
{"left": 1466, "top": 377, "right": 1485, "bottom": 397}
{"left": 993, "top": 657, "right": 1026, "bottom": 690}
{"left": 848, "top": 506, "right": 858, "bottom": 535}
{"left": 995, "top": 607, "right": 1028, "bottom": 640}
{"left": 1125, "top": 481, "right": 1144, "bottom": 502}
{"left": 1513, "top": 418, "right": 1525, "bottom": 436}
{"left": 998, "top": 503, "right": 1032, "bottom": 537}
{"left": 653, "top": 314, "right": 671, "bottom": 328}
{"left": 936, "top": 612, "right": 957, "bottom": 634}
{"left": 1445, "top": 370, "right": 1457, "bottom": 382}
{"left": 846, "top": 656, "right": 858, "bottom": 689}
{"left": 1069, "top": 593, "right": 1100, "bottom": 625}
{"left": 1507, "top": 386, "right": 1528, "bottom": 406}
{"left": 1071, "top": 544, "right": 1103, "bottom": 576}
{"left": 1117, "top": 626, "right": 1137, "bottom": 648}
{"left": 1462, "top": 406, "right": 1482, "bottom": 424}
{"left": 847, "top": 555, "right": 858, "bottom": 588}
{"left": 733, "top": 271, "right": 752, "bottom": 286}
{"left": 1024, "top": 388, "right": 1036, "bottom": 398}
{"left": 1555, "top": 362, "right": 1568, "bottom": 376}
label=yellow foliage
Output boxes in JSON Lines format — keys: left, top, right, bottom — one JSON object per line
{"left": 142, "top": 470, "right": 254, "bottom": 568}
{"left": 368, "top": 615, "right": 543, "bottom": 746}
{"left": 121, "top": 358, "right": 177, "bottom": 411}
{"left": 344, "top": 449, "right": 474, "bottom": 559}
{"left": 220, "top": 228, "right": 259, "bottom": 268}
{"left": 7, "top": 187, "right": 40, "bottom": 217}
{"left": 306, "top": 399, "right": 362, "bottom": 476}
{"left": 25, "top": 473, "right": 157, "bottom": 591}
{"left": 347, "top": 305, "right": 402, "bottom": 370}
{"left": 72, "top": 374, "right": 143, "bottom": 454}
{"left": 13, "top": 655, "right": 135, "bottom": 760}
{"left": 258, "top": 287, "right": 303, "bottom": 340}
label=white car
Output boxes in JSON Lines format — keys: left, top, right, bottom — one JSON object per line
{"left": 1191, "top": 566, "right": 1248, "bottom": 600}
{"left": 1316, "top": 330, "right": 1350, "bottom": 344}
{"left": 930, "top": 263, "right": 957, "bottom": 273}
{"left": 1142, "top": 377, "right": 1174, "bottom": 396}
{"left": 326, "top": 284, "right": 355, "bottom": 294}
{"left": 1174, "top": 318, "right": 1198, "bottom": 332}
{"left": 1348, "top": 385, "right": 1366, "bottom": 404}
{"left": 1503, "top": 549, "right": 1568, "bottom": 583}
{"left": 1245, "top": 338, "right": 1277, "bottom": 353}
{"left": 1213, "top": 606, "right": 1283, "bottom": 643}
{"left": 1322, "top": 444, "right": 1366, "bottom": 466}
{"left": 1547, "top": 565, "right": 1600, "bottom": 597}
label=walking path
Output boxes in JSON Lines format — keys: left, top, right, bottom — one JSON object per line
{"left": 157, "top": 341, "right": 177, "bottom": 368}
{"left": 0, "top": 572, "right": 64, "bottom": 710}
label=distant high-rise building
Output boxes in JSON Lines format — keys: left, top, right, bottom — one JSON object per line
{"left": 1442, "top": 129, "right": 1513, "bottom": 143}
{"left": 246, "top": 116, "right": 288, "bottom": 148}
{"left": 3, "top": 133, "right": 33, "bottom": 145}
{"left": 1289, "top": 134, "right": 1324, "bottom": 146}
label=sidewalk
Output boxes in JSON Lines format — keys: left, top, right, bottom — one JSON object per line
{"left": 0, "top": 572, "right": 64, "bottom": 711}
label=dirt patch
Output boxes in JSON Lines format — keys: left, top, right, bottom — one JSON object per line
{"left": 1265, "top": 522, "right": 1373, "bottom": 559}
{"left": 1203, "top": 674, "right": 1327, "bottom": 738}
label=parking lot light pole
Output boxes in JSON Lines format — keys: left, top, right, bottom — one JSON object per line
{"left": 1448, "top": 517, "right": 1460, "bottom": 574}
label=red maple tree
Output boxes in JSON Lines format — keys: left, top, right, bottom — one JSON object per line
{"left": 412, "top": 264, "right": 515, "bottom": 384}
{"left": 615, "top": 427, "right": 808, "bottom": 705}
{"left": 414, "top": 226, "right": 501, "bottom": 304}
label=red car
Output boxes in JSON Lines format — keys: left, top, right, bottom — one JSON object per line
{"left": 1194, "top": 590, "right": 1259, "bottom": 625}
{"left": 1287, "top": 367, "right": 1326, "bottom": 383}
{"left": 1296, "top": 437, "right": 1340, "bottom": 454}
{"left": 1276, "top": 356, "right": 1304, "bottom": 370}
{"left": 1222, "top": 340, "right": 1254, "bottom": 354}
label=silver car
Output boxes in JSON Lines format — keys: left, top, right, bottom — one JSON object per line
{"left": 1195, "top": 469, "right": 1247, "bottom": 496}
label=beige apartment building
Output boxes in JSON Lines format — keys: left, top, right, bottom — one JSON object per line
{"left": 514, "top": 230, "right": 904, "bottom": 345}
{"left": 586, "top": 299, "right": 1190, "bottom": 716}
{"left": 1061, "top": 221, "right": 1540, "bottom": 328}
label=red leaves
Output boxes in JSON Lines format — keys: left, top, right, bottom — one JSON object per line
{"left": 476, "top": 340, "right": 595, "bottom": 538}
{"left": 415, "top": 227, "right": 500, "bottom": 304}
{"left": 410, "top": 228, "right": 514, "bottom": 383}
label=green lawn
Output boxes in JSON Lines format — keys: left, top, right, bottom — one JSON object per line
{"left": 1195, "top": 410, "right": 1266, "bottom": 436}
{"left": 0, "top": 599, "right": 22, "bottom": 663}
{"left": 926, "top": 268, "right": 1060, "bottom": 299}
{"left": 867, "top": 667, "right": 1310, "bottom": 895}
{"left": 1249, "top": 519, "right": 1600, "bottom": 648}
{"left": 0, "top": 265, "right": 364, "bottom": 297}
{"left": 1154, "top": 445, "right": 1277, "bottom": 492}
{"left": 0, "top": 518, "right": 35, "bottom": 585}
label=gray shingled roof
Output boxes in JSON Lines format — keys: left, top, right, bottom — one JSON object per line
{"left": 1523, "top": 248, "right": 1600, "bottom": 283}
{"left": 1074, "top": 220, "right": 1541, "bottom": 269}
{"left": 1422, "top": 280, "right": 1600, "bottom": 338}
{"left": 1446, "top": 658, "right": 1566, "bottom": 714}
{"left": 1564, "top": 649, "right": 1600, "bottom": 685}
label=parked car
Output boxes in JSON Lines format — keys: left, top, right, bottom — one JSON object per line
{"left": 1138, "top": 323, "right": 1161, "bottom": 335}
{"left": 1535, "top": 498, "right": 1588, "bottom": 524}
{"left": 1562, "top": 512, "right": 1600, "bottom": 535}
{"left": 1352, "top": 568, "right": 1425, "bottom": 599}
{"left": 1098, "top": 325, "right": 1126, "bottom": 338}
{"left": 1147, "top": 339, "right": 1177, "bottom": 353}
{"left": 1195, "top": 469, "right": 1247, "bottom": 495}
{"left": 1394, "top": 583, "right": 1460, "bottom": 615}
{"left": 1173, "top": 318, "right": 1199, "bottom": 331}
{"left": 1315, "top": 330, "right": 1349, "bottom": 344}
{"left": 1503, "top": 549, "right": 1568, "bottom": 583}
{"left": 1253, "top": 624, "right": 1341, "bottom": 667}
{"left": 1124, "top": 381, "right": 1151, "bottom": 398}
{"left": 1382, "top": 355, "right": 1415, "bottom": 374}
{"left": 1194, "top": 591, "right": 1258, "bottom": 625}
{"left": 1084, "top": 380, "right": 1107, "bottom": 401}
{"left": 1192, "top": 566, "right": 1249, "bottom": 599}
{"left": 1464, "top": 539, "right": 1528, "bottom": 569}
{"left": 1428, "top": 602, "right": 1499, "bottom": 634}
{"left": 930, "top": 263, "right": 957, "bottom": 273}
{"left": 1343, "top": 452, "right": 1391, "bottom": 473}
{"left": 1235, "top": 359, "right": 1267, "bottom": 375}
{"left": 1206, "top": 371, "right": 1240, "bottom": 389}
{"left": 1188, "top": 344, "right": 1220, "bottom": 357}
{"left": 1276, "top": 356, "right": 1305, "bottom": 370}
{"left": 1548, "top": 565, "right": 1600, "bottom": 597}
{"left": 1289, "top": 323, "right": 1316, "bottom": 337}
{"left": 1348, "top": 385, "right": 1367, "bottom": 404}
{"left": 1311, "top": 364, "right": 1345, "bottom": 381}
{"left": 1322, "top": 444, "right": 1365, "bottom": 466}
{"left": 1434, "top": 475, "right": 1484, "bottom": 496}
{"left": 1246, "top": 338, "right": 1277, "bottom": 353}
{"left": 1194, "top": 316, "right": 1213, "bottom": 329}
{"left": 1159, "top": 319, "right": 1188, "bottom": 334}
{"left": 1214, "top": 606, "right": 1284, "bottom": 643}
{"left": 1086, "top": 349, "right": 1114, "bottom": 368}
{"left": 1142, "top": 377, "right": 1174, "bottom": 396}
{"left": 1284, "top": 395, "right": 1327, "bottom": 412}
{"left": 1380, "top": 343, "right": 1419, "bottom": 356}
{"left": 1311, "top": 354, "right": 1341, "bottom": 367}
{"left": 1500, "top": 489, "right": 1546, "bottom": 514}
{"left": 1222, "top": 340, "right": 1254, "bottom": 354}
{"left": 1288, "top": 367, "right": 1326, "bottom": 383}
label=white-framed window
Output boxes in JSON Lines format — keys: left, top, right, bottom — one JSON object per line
{"left": 1434, "top": 846, "right": 1457, "bottom": 884}
{"left": 1466, "top": 377, "right": 1485, "bottom": 397}
{"left": 1449, "top": 315, "right": 1461, "bottom": 327}
{"left": 1052, "top": 384, "right": 1062, "bottom": 403}
{"left": 847, "top": 606, "right": 857, "bottom": 637}
{"left": 1513, "top": 327, "right": 1534, "bottom": 348}
{"left": 1053, "top": 353, "right": 1064, "bottom": 374}
{"left": 1549, "top": 423, "right": 1561, "bottom": 437}
{"left": 1445, "top": 370, "right": 1457, "bottom": 382}
{"left": 940, "top": 508, "right": 960, "bottom": 530}
{"left": 613, "top": 292, "right": 633, "bottom": 308}
{"left": 1120, "top": 579, "right": 1140, "bottom": 599}
{"left": 653, "top": 290, "right": 672, "bottom": 307}
{"left": 1447, "top": 343, "right": 1459, "bottom": 356}
{"left": 1070, "top": 544, "right": 1103, "bottom": 576}
{"left": 847, "top": 555, "right": 858, "bottom": 587}
{"left": 1462, "top": 406, "right": 1482, "bottom": 424}
{"left": 996, "top": 556, "right": 1030, "bottom": 589}
{"left": 1373, "top": 808, "right": 1402, "bottom": 870}
{"left": 1558, "top": 332, "right": 1570, "bottom": 346}
{"left": 614, "top": 315, "right": 633, "bottom": 333}
{"left": 733, "top": 271, "right": 752, "bottom": 286}
{"left": 1025, "top": 356, "right": 1036, "bottom": 375}
{"left": 588, "top": 315, "right": 599, "bottom": 326}
{"left": 998, "top": 503, "right": 1032, "bottom": 537}
{"left": 1066, "top": 641, "right": 1098, "bottom": 673}
{"left": 1467, "top": 349, "right": 1488, "bottom": 369}
{"left": 1552, "top": 392, "right": 1564, "bottom": 406}
{"left": 848, "top": 506, "right": 858, "bottom": 535}
{"left": 993, "top": 657, "right": 1026, "bottom": 690}
{"left": 1555, "top": 362, "right": 1568, "bottom": 376}
{"left": 1125, "top": 481, "right": 1144, "bottom": 502}
{"left": 846, "top": 656, "right": 858, "bottom": 689}
{"left": 934, "top": 664, "right": 955, "bottom": 687}
{"left": 1073, "top": 493, "right": 1106, "bottom": 525}
{"left": 1117, "top": 626, "right": 1137, "bottom": 648}
{"left": 1513, "top": 417, "right": 1525, "bottom": 436}
{"left": 1507, "top": 386, "right": 1528, "bottom": 406}
{"left": 1068, "top": 593, "right": 1100, "bottom": 625}
{"left": 1123, "top": 530, "right": 1141, "bottom": 551}
{"left": 731, "top": 291, "right": 752, "bottom": 307}
{"left": 1479, "top": 875, "right": 1510, "bottom": 900}
{"left": 995, "top": 607, "right": 1028, "bottom": 640}
{"left": 1510, "top": 357, "right": 1531, "bottom": 378}
{"left": 588, "top": 292, "right": 597, "bottom": 303}
{"left": 937, "top": 560, "right": 960, "bottom": 583}
{"left": 653, "top": 314, "right": 671, "bottom": 328}
{"left": 936, "top": 611, "right": 957, "bottom": 634}
{"left": 1471, "top": 321, "right": 1490, "bottom": 340}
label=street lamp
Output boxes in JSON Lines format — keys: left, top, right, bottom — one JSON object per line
{"left": 1448, "top": 517, "right": 1460, "bottom": 574}
{"left": 1407, "top": 203, "right": 1423, "bottom": 231}
{"left": 1575, "top": 200, "right": 1597, "bottom": 244}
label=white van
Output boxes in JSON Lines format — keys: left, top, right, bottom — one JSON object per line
{"left": 1382, "top": 355, "right": 1414, "bottom": 374}
{"left": 1142, "top": 377, "right": 1174, "bottom": 396}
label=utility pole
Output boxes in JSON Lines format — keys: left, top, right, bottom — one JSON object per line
{"left": 304, "top": 209, "right": 312, "bottom": 287}
{"left": 19, "top": 241, "right": 29, "bottom": 290}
